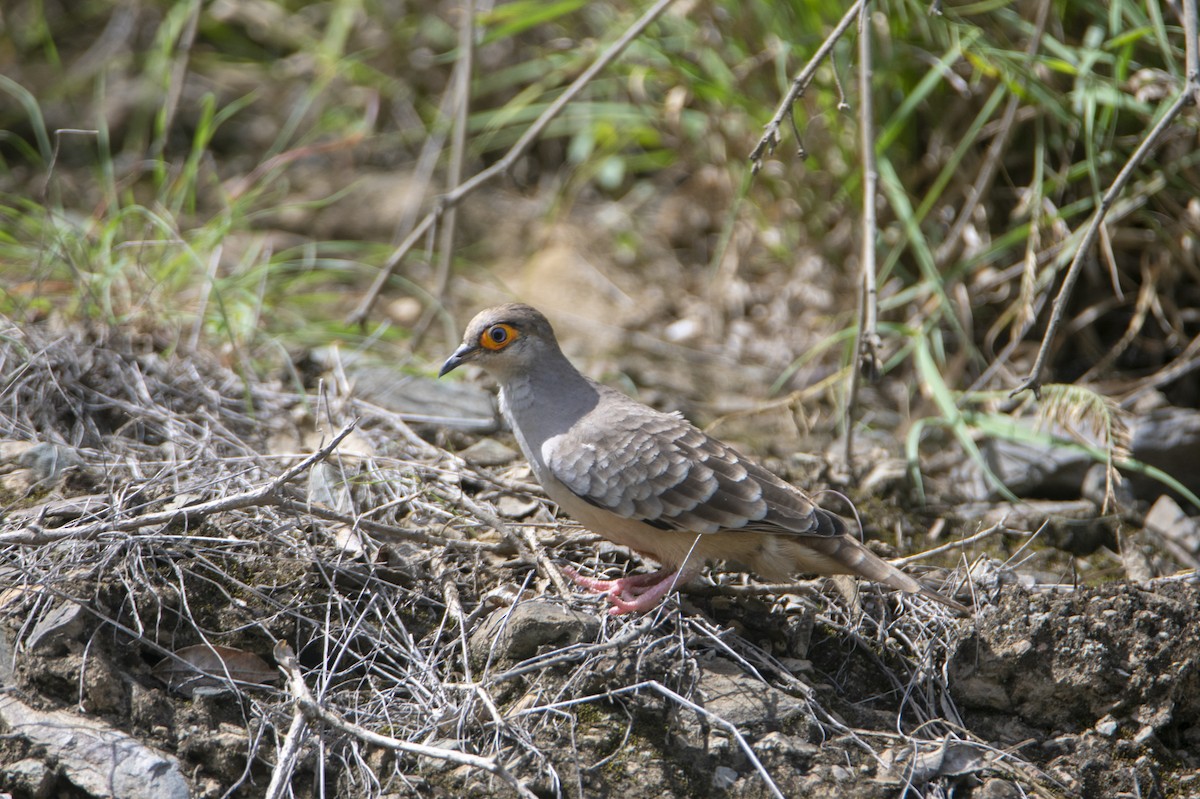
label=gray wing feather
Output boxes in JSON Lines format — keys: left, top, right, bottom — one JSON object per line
{"left": 544, "top": 388, "right": 839, "bottom": 539}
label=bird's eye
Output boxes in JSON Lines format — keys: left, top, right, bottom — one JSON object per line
{"left": 480, "top": 323, "right": 518, "bottom": 351}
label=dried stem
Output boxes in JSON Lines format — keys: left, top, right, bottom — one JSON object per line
{"left": 748, "top": 0, "right": 866, "bottom": 172}
{"left": 0, "top": 421, "right": 359, "bottom": 546}
{"left": 348, "top": 0, "right": 680, "bottom": 326}
{"left": 411, "top": 0, "right": 476, "bottom": 350}
{"left": 275, "top": 642, "right": 538, "bottom": 798}
{"left": 845, "top": 1, "right": 878, "bottom": 468}
{"left": 1010, "top": 87, "right": 1194, "bottom": 398}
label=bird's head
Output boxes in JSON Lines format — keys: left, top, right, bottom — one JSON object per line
{"left": 439, "top": 303, "right": 561, "bottom": 383}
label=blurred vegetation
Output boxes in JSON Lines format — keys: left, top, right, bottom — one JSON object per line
{"left": 1, "top": 0, "right": 1197, "bottom": 500}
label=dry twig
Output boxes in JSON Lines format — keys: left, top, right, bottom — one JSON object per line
{"left": 1012, "top": 5, "right": 1200, "bottom": 397}
{"left": 275, "top": 641, "right": 539, "bottom": 799}
{"left": 348, "top": 0, "right": 680, "bottom": 326}
{"left": 748, "top": 0, "right": 866, "bottom": 172}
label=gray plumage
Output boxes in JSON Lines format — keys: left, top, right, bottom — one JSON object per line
{"left": 440, "top": 303, "right": 964, "bottom": 614}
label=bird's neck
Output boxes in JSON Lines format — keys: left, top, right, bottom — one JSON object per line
{"left": 497, "top": 352, "right": 597, "bottom": 445}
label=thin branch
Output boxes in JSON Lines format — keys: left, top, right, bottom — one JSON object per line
{"left": 845, "top": 1, "right": 878, "bottom": 468}
{"left": 483, "top": 617, "right": 657, "bottom": 684}
{"left": 0, "top": 421, "right": 359, "bottom": 546}
{"left": 749, "top": 0, "right": 866, "bottom": 172}
{"left": 1185, "top": 0, "right": 1200, "bottom": 107}
{"left": 891, "top": 521, "right": 1012, "bottom": 566}
{"left": 274, "top": 642, "right": 539, "bottom": 799}
{"left": 411, "top": 0, "right": 475, "bottom": 350}
{"left": 1010, "top": 86, "right": 1194, "bottom": 398}
{"left": 1119, "top": 329, "right": 1200, "bottom": 407}
{"left": 617, "top": 681, "right": 786, "bottom": 799}
{"left": 453, "top": 490, "right": 573, "bottom": 595}
{"left": 274, "top": 491, "right": 507, "bottom": 552}
{"left": 348, "top": 0, "right": 680, "bottom": 326}
{"left": 263, "top": 708, "right": 308, "bottom": 799}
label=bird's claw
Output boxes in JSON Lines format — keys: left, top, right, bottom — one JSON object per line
{"left": 561, "top": 565, "right": 681, "bottom": 614}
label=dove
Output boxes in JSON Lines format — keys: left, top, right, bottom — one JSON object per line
{"left": 440, "top": 304, "right": 965, "bottom": 615}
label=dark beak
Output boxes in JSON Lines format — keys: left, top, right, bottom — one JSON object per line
{"left": 438, "top": 343, "right": 475, "bottom": 377}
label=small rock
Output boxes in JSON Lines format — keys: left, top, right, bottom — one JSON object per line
{"left": 976, "top": 777, "right": 1024, "bottom": 799}
{"left": 1041, "top": 735, "right": 1078, "bottom": 757}
{"left": 680, "top": 658, "right": 811, "bottom": 737}
{"left": 1095, "top": 717, "right": 1119, "bottom": 737}
{"left": 1129, "top": 407, "right": 1200, "bottom": 497}
{"left": 711, "top": 765, "right": 738, "bottom": 791}
{"left": 26, "top": 602, "right": 87, "bottom": 654}
{"left": 2, "top": 758, "right": 55, "bottom": 799}
{"left": 1134, "top": 725, "right": 1157, "bottom": 745}
{"left": 1145, "top": 495, "right": 1200, "bottom": 565}
{"left": 777, "top": 657, "right": 812, "bottom": 674}
{"left": 348, "top": 368, "right": 498, "bottom": 432}
{"left": 495, "top": 495, "right": 540, "bottom": 519}
{"left": 17, "top": 442, "right": 86, "bottom": 485}
{"left": 880, "top": 739, "right": 991, "bottom": 782}
{"left": 976, "top": 438, "right": 1092, "bottom": 499}
{"left": 386, "top": 296, "right": 423, "bottom": 326}
{"left": 459, "top": 438, "right": 519, "bottom": 467}
{"left": 754, "top": 731, "right": 818, "bottom": 766}
{"left": 0, "top": 694, "right": 188, "bottom": 799}
{"left": 469, "top": 601, "right": 600, "bottom": 664}
{"left": 1081, "top": 463, "right": 1135, "bottom": 510}
{"left": 664, "top": 317, "right": 702, "bottom": 343}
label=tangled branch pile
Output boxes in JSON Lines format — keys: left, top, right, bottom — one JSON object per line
{"left": 1, "top": 321, "right": 1036, "bottom": 798}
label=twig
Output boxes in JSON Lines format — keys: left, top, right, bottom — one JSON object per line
{"left": 1011, "top": 87, "right": 1196, "bottom": 397}
{"left": 1185, "top": 0, "right": 1200, "bottom": 107}
{"left": 275, "top": 490, "right": 506, "bottom": 552}
{"left": 454, "top": 491, "right": 573, "bottom": 595}
{"left": 845, "top": 1, "right": 878, "bottom": 469}
{"left": 274, "top": 642, "right": 538, "bottom": 799}
{"left": 521, "top": 680, "right": 786, "bottom": 799}
{"left": 891, "top": 521, "right": 1011, "bottom": 566}
{"left": 1119, "top": 329, "right": 1200, "bottom": 407}
{"left": 638, "top": 681, "right": 785, "bottom": 799}
{"left": 0, "top": 421, "right": 359, "bottom": 546}
{"left": 484, "top": 616, "right": 657, "bottom": 684}
{"left": 411, "top": 0, "right": 475, "bottom": 350}
{"left": 348, "top": 0, "right": 680, "bottom": 326}
{"left": 748, "top": 0, "right": 866, "bottom": 172}
{"left": 263, "top": 708, "right": 308, "bottom": 799}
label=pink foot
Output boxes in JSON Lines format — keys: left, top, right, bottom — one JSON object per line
{"left": 562, "top": 565, "right": 689, "bottom": 615}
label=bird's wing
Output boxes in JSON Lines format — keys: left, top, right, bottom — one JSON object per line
{"left": 542, "top": 389, "right": 842, "bottom": 538}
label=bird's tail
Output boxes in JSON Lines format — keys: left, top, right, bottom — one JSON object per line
{"left": 794, "top": 510, "right": 970, "bottom": 613}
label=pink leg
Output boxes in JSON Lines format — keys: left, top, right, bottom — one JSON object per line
{"left": 562, "top": 565, "right": 693, "bottom": 615}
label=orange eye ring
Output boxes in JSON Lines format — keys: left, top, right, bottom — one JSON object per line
{"left": 480, "top": 323, "right": 518, "bottom": 351}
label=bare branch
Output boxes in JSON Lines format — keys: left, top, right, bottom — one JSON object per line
{"left": 1185, "top": 0, "right": 1200, "bottom": 107}
{"left": 275, "top": 642, "right": 539, "bottom": 799}
{"left": 749, "top": 0, "right": 866, "bottom": 172}
{"left": 348, "top": 0, "right": 680, "bottom": 326}
{"left": 0, "top": 421, "right": 359, "bottom": 546}
{"left": 845, "top": 1, "right": 879, "bottom": 469}
{"left": 411, "top": 0, "right": 476, "bottom": 350}
{"left": 1010, "top": 87, "right": 1194, "bottom": 398}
